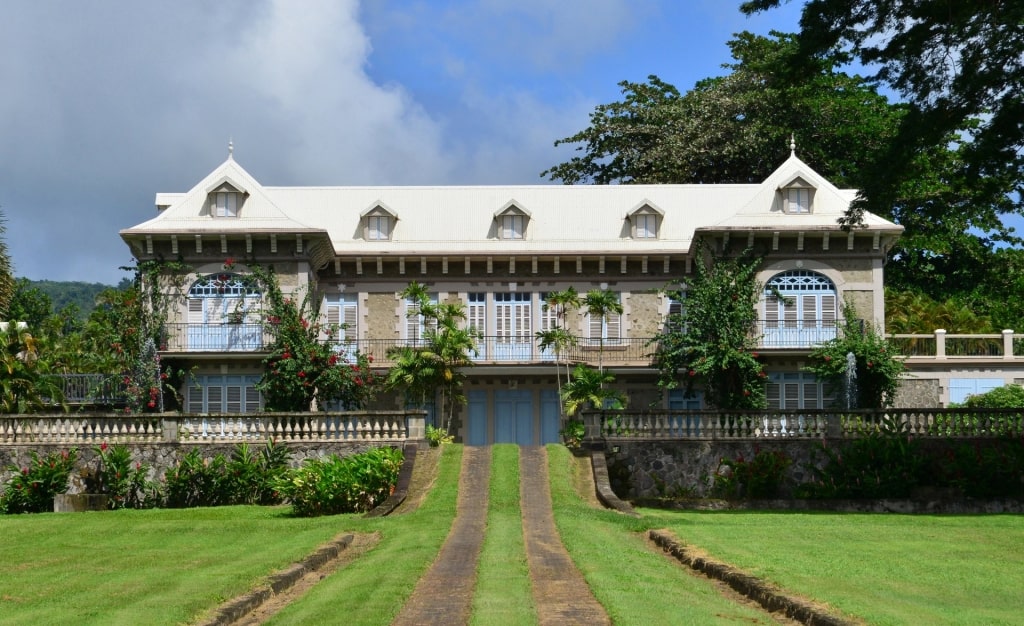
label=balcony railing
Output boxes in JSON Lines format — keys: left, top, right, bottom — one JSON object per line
{"left": 160, "top": 323, "right": 268, "bottom": 352}
{"left": 888, "top": 329, "right": 1022, "bottom": 360}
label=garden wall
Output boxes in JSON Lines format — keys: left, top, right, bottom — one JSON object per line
{"left": 604, "top": 437, "right": 1023, "bottom": 500}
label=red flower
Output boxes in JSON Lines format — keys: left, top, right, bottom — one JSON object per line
{"left": 100, "top": 442, "right": 108, "bottom": 452}
{"left": 368, "top": 355, "right": 374, "bottom": 363}
{"left": 224, "top": 257, "right": 236, "bottom": 269}
{"left": 751, "top": 352, "right": 759, "bottom": 358}
{"left": 298, "top": 371, "right": 306, "bottom": 378}
{"left": 688, "top": 369, "right": 696, "bottom": 377}
{"left": 328, "top": 355, "right": 338, "bottom": 365}
{"left": 147, "top": 401, "right": 156, "bottom": 408}
{"left": 283, "top": 352, "right": 291, "bottom": 359}
{"left": 160, "top": 372, "right": 169, "bottom": 380}
{"left": 21, "top": 467, "right": 29, "bottom": 475}
{"left": 824, "top": 355, "right": 832, "bottom": 362}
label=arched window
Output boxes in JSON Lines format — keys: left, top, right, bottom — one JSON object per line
{"left": 185, "top": 274, "right": 262, "bottom": 351}
{"left": 763, "top": 270, "right": 837, "bottom": 348}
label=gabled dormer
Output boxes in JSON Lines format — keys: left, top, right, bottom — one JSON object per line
{"left": 361, "top": 202, "right": 398, "bottom": 241}
{"left": 627, "top": 200, "right": 664, "bottom": 239}
{"left": 777, "top": 174, "right": 815, "bottom": 214}
{"left": 205, "top": 175, "right": 249, "bottom": 218}
{"left": 494, "top": 200, "right": 530, "bottom": 240}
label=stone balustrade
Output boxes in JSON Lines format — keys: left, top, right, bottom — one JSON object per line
{"left": 0, "top": 411, "right": 427, "bottom": 445}
{"left": 581, "top": 408, "right": 1024, "bottom": 440}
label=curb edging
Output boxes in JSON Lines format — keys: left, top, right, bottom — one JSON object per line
{"left": 649, "top": 529, "right": 859, "bottom": 626}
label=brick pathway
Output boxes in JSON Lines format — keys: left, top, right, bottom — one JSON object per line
{"left": 392, "top": 446, "right": 491, "bottom": 625}
{"left": 519, "top": 446, "right": 611, "bottom": 626}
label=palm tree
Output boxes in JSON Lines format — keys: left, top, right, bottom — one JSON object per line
{"left": 561, "top": 363, "right": 624, "bottom": 416}
{"left": 537, "top": 287, "right": 581, "bottom": 413}
{"left": 583, "top": 289, "right": 623, "bottom": 375}
{"left": 0, "top": 210, "right": 14, "bottom": 319}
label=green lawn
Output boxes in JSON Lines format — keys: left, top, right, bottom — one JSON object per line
{"left": 2, "top": 443, "right": 1022, "bottom": 625}
{"left": 645, "top": 508, "right": 1024, "bottom": 625}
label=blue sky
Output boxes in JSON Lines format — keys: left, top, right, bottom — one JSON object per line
{"left": 1, "top": 1, "right": 805, "bottom": 285}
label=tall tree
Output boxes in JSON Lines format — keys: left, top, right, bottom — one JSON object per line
{"left": 0, "top": 210, "right": 13, "bottom": 319}
{"left": 653, "top": 244, "right": 767, "bottom": 410}
{"left": 741, "top": 1, "right": 1024, "bottom": 230}
{"left": 582, "top": 289, "right": 623, "bottom": 375}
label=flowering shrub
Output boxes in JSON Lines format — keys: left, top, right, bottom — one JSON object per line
{"left": 276, "top": 447, "right": 403, "bottom": 517}
{"left": 713, "top": 448, "right": 792, "bottom": 499}
{"left": 93, "top": 442, "right": 160, "bottom": 509}
{"left": 224, "top": 440, "right": 291, "bottom": 505}
{"left": 242, "top": 264, "right": 381, "bottom": 411}
{"left": 0, "top": 449, "right": 78, "bottom": 514}
{"left": 163, "top": 448, "right": 231, "bottom": 508}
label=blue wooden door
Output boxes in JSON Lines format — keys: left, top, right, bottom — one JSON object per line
{"left": 494, "top": 390, "right": 533, "bottom": 445}
{"left": 466, "top": 390, "right": 488, "bottom": 446}
{"left": 540, "top": 389, "right": 561, "bottom": 444}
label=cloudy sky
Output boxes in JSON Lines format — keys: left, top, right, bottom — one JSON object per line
{"left": 1, "top": 0, "right": 804, "bottom": 285}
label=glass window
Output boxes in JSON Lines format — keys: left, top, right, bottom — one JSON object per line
{"left": 635, "top": 213, "right": 657, "bottom": 238}
{"left": 368, "top": 215, "right": 391, "bottom": 240}
{"left": 214, "top": 192, "right": 238, "bottom": 217}
{"left": 502, "top": 214, "right": 524, "bottom": 239}
{"left": 785, "top": 188, "right": 810, "bottom": 213}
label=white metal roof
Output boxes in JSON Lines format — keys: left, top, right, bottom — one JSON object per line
{"left": 121, "top": 153, "right": 902, "bottom": 255}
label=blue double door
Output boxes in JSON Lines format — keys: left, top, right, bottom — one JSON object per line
{"left": 466, "top": 389, "right": 560, "bottom": 445}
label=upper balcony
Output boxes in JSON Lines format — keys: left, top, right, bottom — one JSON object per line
{"left": 159, "top": 319, "right": 850, "bottom": 365}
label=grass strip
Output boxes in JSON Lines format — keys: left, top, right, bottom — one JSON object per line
{"left": 0, "top": 505, "right": 353, "bottom": 626}
{"left": 545, "top": 445, "right": 771, "bottom": 625}
{"left": 650, "top": 509, "right": 1024, "bottom": 625}
{"left": 263, "top": 443, "right": 462, "bottom": 625}
{"left": 471, "top": 444, "right": 535, "bottom": 625}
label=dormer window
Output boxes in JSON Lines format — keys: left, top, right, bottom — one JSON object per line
{"left": 627, "top": 201, "right": 663, "bottom": 239}
{"left": 361, "top": 203, "right": 398, "bottom": 241}
{"left": 779, "top": 176, "right": 815, "bottom": 214}
{"left": 494, "top": 201, "right": 530, "bottom": 240}
{"left": 207, "top": 182, "right": 245, "bottom": 218}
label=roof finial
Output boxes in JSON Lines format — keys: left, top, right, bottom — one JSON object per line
{"left": 789, "top": 133, "right": 796, "bottom": 156}
{"left": 228, "top": 138, "right": 234, "bottom": 159}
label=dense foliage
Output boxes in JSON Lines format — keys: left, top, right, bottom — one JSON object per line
{"left": 806, "top": 303, "right": 905, "bottom": 409}
{"left": 163, "top": 442, "right": 291, "bottom": 508}
{"left": 742, "top": 0, "right": 1024, "bottom": 234}
{"left": 0, "top": 449, "right": 78, "bottom": 513}
{"left": 0, "top": 210, "right": 13, "bottom": 319}
{"left": 275, "top": 446, "right": 403, "bottom": 517}
{"left": 714, "top": 448, "right": 792, "bottom": 499}
{"left": 653, "top": 244, "right": 767, "bottom": 410}
{"left": 91, "top": 442, "right": 161, "bottom": 509}
{"left": 956, "top": 384, "right": 1024, "bottom": 409}
{"left": 246, "top": 264, "right": 380, "bottom": 412}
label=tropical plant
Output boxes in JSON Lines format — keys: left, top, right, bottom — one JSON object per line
{"left": 1, "top": 448, "right": 78, "bottom": 514}
{"left": 247, "top": 263, "right": 379, "bottom": 411}
{"left": 0, "top": 210, "right": 13, "bottom": 319}
{"left": 387, "top": 282, "right": 478, "bottom": 434}
{"left": 0, "top": 323, "right": 64, "bottom": 413}
{"left": 582, "top": 289, "right": 622, "bottom": 375}
{"left": 652, "top": 243, "right": 767, "bottom": 410}
{"left": 163, "top": 448, "right": 230, "bottom": 508}
{"left": 958, "top": 384, "right": 1024, "bottom": 409}
{"left": 275, "top": 447, "right": 403, "bottom": 517}
{"left": 536, "top": 287, "right": 581, "bottom": 412}
{"left": 561, "top": 364, "right": 625, "bottom": 417}
{"left": 92, "top": 442, "right": 160, "bottom": 509}
{"left": 425, "top": 424, "right": 454, "bottom": 447}
{"left": 806, "top": 302, "right": 905, "bottom": 409}
{"left": 713, "top": 448, "right": 792, "bottom": 499}
{"left": 224, "top": 440, "right": 291, "bottom": 505}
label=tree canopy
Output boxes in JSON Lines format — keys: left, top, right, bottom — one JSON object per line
{"left": 544, "top": 30, "right": 1024, "bottom": 330}
{"left": 0, "top": 210, "right": 13, "bottom": 319}
{"left": 741, "top": 1, "right": 1024, "bottom": 231}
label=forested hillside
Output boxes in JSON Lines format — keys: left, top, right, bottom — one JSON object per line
{"left": 20, "top": 279, "right": 117, "bottom": 319}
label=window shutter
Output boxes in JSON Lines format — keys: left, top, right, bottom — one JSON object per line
{"left": 188, "top": 298, "right": 204, "bottom": 323}
{"left": 765, "top": 295, "right": 779, "bottom": 327}
{"left": 515, "top": 298, "right": 531, "bottom": 340}
{"left": 187, "top": 385, "right": 205, "bottom": 413}
{"left": 821, "top": 294, "right": 837, "bottom": 328}
{"left": 783, "top": 297, "right": 798, "bottom": 329}
{"left": 802, "top": 294, "right": 818, "bottom": 329}
{"left": 606, "top": 312, "right": 621, "bottom": 343}
{"left": 783, "top": 383, "right": 800, "bottom": 410}
{"left": 342, "top": 304, "right": 358, "bottom": 341}
{"left": 245, "top": 383, "right": 261, "bottom": 412}
{"left": 226, "top": 384, "right": 242, "bottom": 413}
{"left": 588, "top": 313, "right": 602, "bottom": 340}
{"left": 207, "top": 385, "right": 223, "bottom": 413}
{"left": 766, "top": 381, "right": 781, "bottom": 410}
{"left": 468, "top": 294, "right": 486, "bottom": 334}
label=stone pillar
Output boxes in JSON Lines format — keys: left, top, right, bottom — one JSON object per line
{"left": 1003, "top": 329, "right": 1015, "bottom": 360}
{"left": 935, "top": 329, "right": 946, "bottom": 359}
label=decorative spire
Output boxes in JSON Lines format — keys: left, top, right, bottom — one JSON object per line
{"left": 228, "top": 138, "right": 234, "bottom": 160}
{"left": 789, "top": 133, "right": 796, "bottom": 156}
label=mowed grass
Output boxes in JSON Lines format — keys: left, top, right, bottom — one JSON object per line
{"left": 647, "top": 508, "right": 1024, "bottom": 625}
{"left": 545, "top": 445, "right": 773, "bottom": 624}
{"left": 0, "top": 505, "right": 356, "bottom": 625}
{"left": 471, "top": 444, "right": 535, "bottom": 625}
{"left": 3, "top": 443, "right": 1022, "bottom": 625}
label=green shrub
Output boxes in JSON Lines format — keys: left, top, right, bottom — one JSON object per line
{"left": 797, "top": 426, "right": 925, "bottom": 499}
{"left": 276, "top": 447, "right": 403, "bottom": 517}
{"left": 959, "top": 384, "right": 1024, "bottom": 408}
{"left": 225, "top": 440, "right": 292, "bottom": 505}
{"left": 425, "top": 425, "right": 454, "bottom": 447}
{"left": 559, "top": 419, "right": 586, "bottom": 449}
{"left": 163, "top": 448, "right": 230, "bottom": 508}
{"left": 1, "top": 449, "right": 78, "bottom": 514}
{"left": 713, "top": 448, "right": 792, "bottom": 499}
{"left": 94, "top": 442, "right": 160, "bottom": 509}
